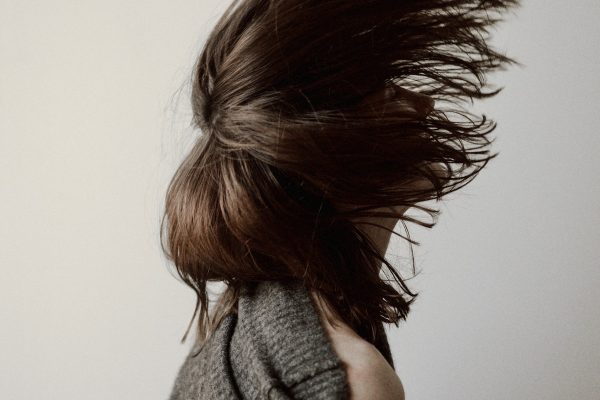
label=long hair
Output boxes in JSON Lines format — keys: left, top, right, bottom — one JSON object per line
{"left": 161, "top": 0, "right": 519, "bottom": 353}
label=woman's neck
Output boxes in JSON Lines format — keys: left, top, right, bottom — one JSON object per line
{"left": 351, "top": 205, "right": 407, "bottom": 259}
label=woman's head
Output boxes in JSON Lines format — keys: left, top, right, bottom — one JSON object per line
{"left": 161, "top": 0, "right": 519, "bottom": 348}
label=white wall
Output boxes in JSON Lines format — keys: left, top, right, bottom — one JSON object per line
{"left": 2, "top": 1, "right": 598, "bottom": 399}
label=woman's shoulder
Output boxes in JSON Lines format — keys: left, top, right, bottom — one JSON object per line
{"left": 324, "top": 326, "right": 406, "bottom": 400}
{"left": 342, "top": 341, "right": 406, "bottom": 400}
{"left": 310, "top": 291, "right": 405, "bottom": 400}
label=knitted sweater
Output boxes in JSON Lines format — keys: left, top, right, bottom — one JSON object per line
{"left": 168, "top": 280, "right": 395, "bottom": 399}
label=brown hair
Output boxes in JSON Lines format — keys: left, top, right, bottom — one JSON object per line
{"left": 160, "top": 0, "right": 519, "bottom": 353}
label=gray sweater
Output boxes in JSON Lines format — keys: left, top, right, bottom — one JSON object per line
{"left": 168, "top": 280, "right": 395, "bottom": 399}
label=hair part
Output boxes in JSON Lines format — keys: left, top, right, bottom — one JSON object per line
{"left": 161, "top": 0, "right": 519, "bottom": 353}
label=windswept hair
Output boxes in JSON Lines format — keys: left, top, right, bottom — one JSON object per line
{"left": 161, "top": 0, "right": 519, "bottom": 352}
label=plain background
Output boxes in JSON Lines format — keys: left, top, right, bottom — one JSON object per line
{"left": 2, "top": 1, "right": 599, "bottom": 399}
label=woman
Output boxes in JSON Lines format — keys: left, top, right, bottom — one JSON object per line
{"left": 163, "top": 0, "right": 519, "bottom": 398}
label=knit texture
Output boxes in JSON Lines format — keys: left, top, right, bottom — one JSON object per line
{"left": 168, "top": 280, "right": 395, "bottom": 399}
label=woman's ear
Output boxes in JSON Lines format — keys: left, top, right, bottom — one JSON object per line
{"left": 359, "top": 83, "right": 435, "bottom": 119}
